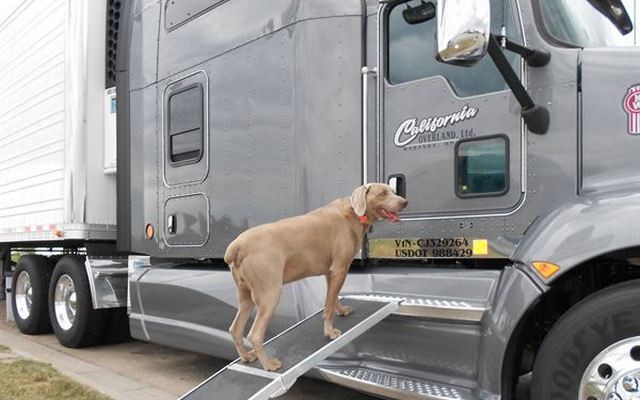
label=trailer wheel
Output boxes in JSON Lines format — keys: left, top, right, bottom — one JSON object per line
{"left": 531, "top": 280, "right": 640, "bottom": 400}
{"left": 48, "top": 256, "right": 108, "bottom": 347}
{"left": 11, "top": 255, "right": 54, "bottom": 334}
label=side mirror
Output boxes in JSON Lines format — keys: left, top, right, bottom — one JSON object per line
{"left": 586, "top": 0, "right": 634, "bottom": 35}
{"left": 436, "top": 0, "right": 491, "bottom": 67}
{"left": 402, "top": 1, "right": 436, "bottom": 25}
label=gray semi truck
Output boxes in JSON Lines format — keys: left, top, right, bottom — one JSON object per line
{"left": 1, "top": 0, "right": 639, "bottom": 399}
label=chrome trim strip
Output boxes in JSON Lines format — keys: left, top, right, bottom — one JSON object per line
{"left": 129, "top": 312, "right": 232, "bottom": 343}
{"left": 376, "top": 3, "right": 384, "bottom": 183}
{"left": 344, "top": 294, "right": 486, "bottom": 322}
{"left": 362, "top": 66, "right": 378, "bottom": 185}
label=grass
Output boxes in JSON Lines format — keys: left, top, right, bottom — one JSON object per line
{"left": 0, "top": 345, "right": 9, "bottom": 353}
{"left": 0, "top": 358, "right": 111, "bottom": 400}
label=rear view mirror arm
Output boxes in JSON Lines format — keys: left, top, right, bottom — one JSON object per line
{"left": 495, "top": 36, "right": 551, "bottom": 67}
{"left": 487, "top": 34, "right": 550, "bottom": 135}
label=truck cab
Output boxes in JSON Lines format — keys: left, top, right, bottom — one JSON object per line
{"left": 2, "top": 0, "right": 638, "bottom": 399}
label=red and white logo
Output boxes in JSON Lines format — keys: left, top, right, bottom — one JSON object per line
{"left": 623, "top": 84, "right": 640, "bottom": 135}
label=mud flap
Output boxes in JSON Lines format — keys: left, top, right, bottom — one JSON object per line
{"left": 179, "top": 298, "right": 400, "bottom": 400}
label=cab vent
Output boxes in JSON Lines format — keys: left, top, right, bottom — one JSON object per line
{"left": 106, "top": 0, "right": 122, "bottom": 88}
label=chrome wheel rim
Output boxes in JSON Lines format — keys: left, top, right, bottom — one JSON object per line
{"left": 579, "top": 336, "right": 640, "bottom": 400}
{"left": 14, "top": 271, "right": 33, "bottom": 320}
{"left": 54, "top": 274, "right": 77, "bottom": 331}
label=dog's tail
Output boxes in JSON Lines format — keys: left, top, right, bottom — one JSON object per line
{"left": 224, "top": 240, "right": 240, "bottom": 268}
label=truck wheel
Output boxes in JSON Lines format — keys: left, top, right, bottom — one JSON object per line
{"left": 11, "top": 255, "right": 54, "bottom": 334}
{"left": 531, "top": 280, "right": 640, "bottom": 400}
{"left": 48, "top": 256, "right": 108, "bottom": 347}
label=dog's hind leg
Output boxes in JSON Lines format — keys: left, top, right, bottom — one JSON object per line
{"left": 229, "top": 284, "right": 257, "bottom": 363}
{"left": 247, "top": 281, "right": 283, "bottom": 371}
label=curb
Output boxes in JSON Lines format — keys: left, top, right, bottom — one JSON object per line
{"left": 0, "top": 329, "right": 176, "bottom": 400}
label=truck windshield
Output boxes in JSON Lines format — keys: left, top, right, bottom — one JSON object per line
{"left": 537, "top": 0, "right": 638, "bottom": 47}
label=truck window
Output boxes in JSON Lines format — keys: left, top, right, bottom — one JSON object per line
{"left": 455, "top": 135, "right": 509, "bottom": 197}
{"left": 167, "top": 84, "right": 204, "bottom": 164}
{"left": 536, "top": 0, "right": 638, "bottom": 47}
{"left": 387, "top": 0, "right": 520, "bottom": 97}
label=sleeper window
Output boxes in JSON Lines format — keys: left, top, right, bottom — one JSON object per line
{"left": 167, "top": 84, "right": 204, "bottom": 165}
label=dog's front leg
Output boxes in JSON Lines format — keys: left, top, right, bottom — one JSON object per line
{"left": 323, "top": 268, "right": 348, "bottom": 339}
{"left": 325, "top": 275, "right": 353, "bottom": 317}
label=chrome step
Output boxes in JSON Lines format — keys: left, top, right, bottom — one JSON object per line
{"left": 344, "top": 293, "right": 487, "bottom": 322}
{"left": 318, "top": 366, "right": 474, "bottom": 400}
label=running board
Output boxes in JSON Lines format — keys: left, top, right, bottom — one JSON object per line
{"left": 179, "top": 298, "right": 400, "bottom": 400}
{"left": 318, "top": 366, "right": 474, "bottom": 400}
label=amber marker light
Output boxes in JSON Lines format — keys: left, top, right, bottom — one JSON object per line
{"left": 145, "top": 223, "right": 155, "bottom": 240}
{"left": 532, "top": 261, "right": 560, "bottom": 279}
{"left": 54, "top": 230, "right": 64, "bottom": 238}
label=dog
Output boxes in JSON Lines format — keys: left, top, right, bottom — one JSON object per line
{"left": 224, "top": 183, "right": 408, "bottom": 371}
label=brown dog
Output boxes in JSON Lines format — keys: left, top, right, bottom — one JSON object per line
{"left": 224, "top": 183, "right": 408, "bottom": 371}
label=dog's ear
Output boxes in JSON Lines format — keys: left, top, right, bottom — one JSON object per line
{"left": 350, "top": 184, "right": 371, "bottom": 217}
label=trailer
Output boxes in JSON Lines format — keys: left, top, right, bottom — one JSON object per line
{"left": 1, "top": 0, "right": 640, "bottom": 399}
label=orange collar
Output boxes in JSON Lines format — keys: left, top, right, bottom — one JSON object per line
{"left": 358, "top": 215, "right": 369, "bottom": 224}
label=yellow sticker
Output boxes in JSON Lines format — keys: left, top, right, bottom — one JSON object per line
{"left": 472, "top": 239, "right": 488, "bottom": 255}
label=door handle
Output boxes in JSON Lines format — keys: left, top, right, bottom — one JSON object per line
{"left": 387, "top": 174, "right": 406, "bottom": 198}
{"left": 167, "top": 214, "right": 176, "bottom": 234}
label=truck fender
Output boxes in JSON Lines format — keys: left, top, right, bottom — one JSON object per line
{"left": 512, "top": 188, "right": 640, "bottom": 283}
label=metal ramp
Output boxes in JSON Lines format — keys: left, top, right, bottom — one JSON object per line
{"left": 180, "top": 298, "right": 400, "bottom": 400}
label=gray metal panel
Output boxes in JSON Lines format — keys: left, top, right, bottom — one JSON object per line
{"left": 129, "top": 0, "right": 160, "bottom": 91}
{"left": 157, "top": 0, "right": 362, "bottom": 81}
{"left": 512, "top": 188, "right": 640, "bottom": 280}
{"left": 142, "top": 4, "right": 363, "bottom": 258}
{"left": 128, "top": 85, "right": 160, "bottom": 255}
{"left": 476, "top": 266, "right": 542, "bottom": 396}
{"left": 163, "top": 193, "right": 210, "bottom": 246}
{"left": 382, "top": 77, "right": 523, "bottom": 216}
{"left": 131, "top": 264, "right": 499, "bottom": 387}
{"left": 580, "top": 47, "right": 640, "bottom": 193}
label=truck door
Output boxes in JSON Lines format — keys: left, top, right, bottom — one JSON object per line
{"left": 380, "top": 0, "right": 524, "bottom": 217}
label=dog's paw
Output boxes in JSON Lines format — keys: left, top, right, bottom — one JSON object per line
{"left": 241, "top": 350, "right": 258, "bottom": 363}
{"left": 337, "top": 305, "right": 353, "bottom": 316}
{"left": 261, "top": 358, "right": 283, "bottom": 371}
{"left": 325, "top": 328, "right": 342, "bottom": 340}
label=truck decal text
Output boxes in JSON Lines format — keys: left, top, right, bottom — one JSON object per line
{"left": 394, "top": 105, "right": 479, "bottom": 148}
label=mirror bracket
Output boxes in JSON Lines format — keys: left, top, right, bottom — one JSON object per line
{"left": 495, "top": 36, "right": 551, "bottom": 67}
{"left": 487, "top": 34, "right": 549, "bottom": 134}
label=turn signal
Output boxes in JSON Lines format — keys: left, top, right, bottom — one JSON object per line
{"left": 532, "top": 261, "right": 560, "bottom": 279}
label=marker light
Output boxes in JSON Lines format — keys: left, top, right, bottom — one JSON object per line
{"left": 532, "top": 261, "right": 560, "bottom": 279}
{"left": 145, "top": 223, "right": 155, "bottom": 240}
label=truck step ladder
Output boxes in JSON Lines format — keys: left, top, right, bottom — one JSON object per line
{"left": 179, "top": 298, "right": 400, "bottom": 400}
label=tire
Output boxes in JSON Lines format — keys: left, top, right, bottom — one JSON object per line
{"left": 48, "top": 256, "right": 108, "bottom": 348}
{"left": 531, "top": 279, "right": 640, "bottom": 400}
{"left": 11, "top": 255, "right": 54, "bottom": 334}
